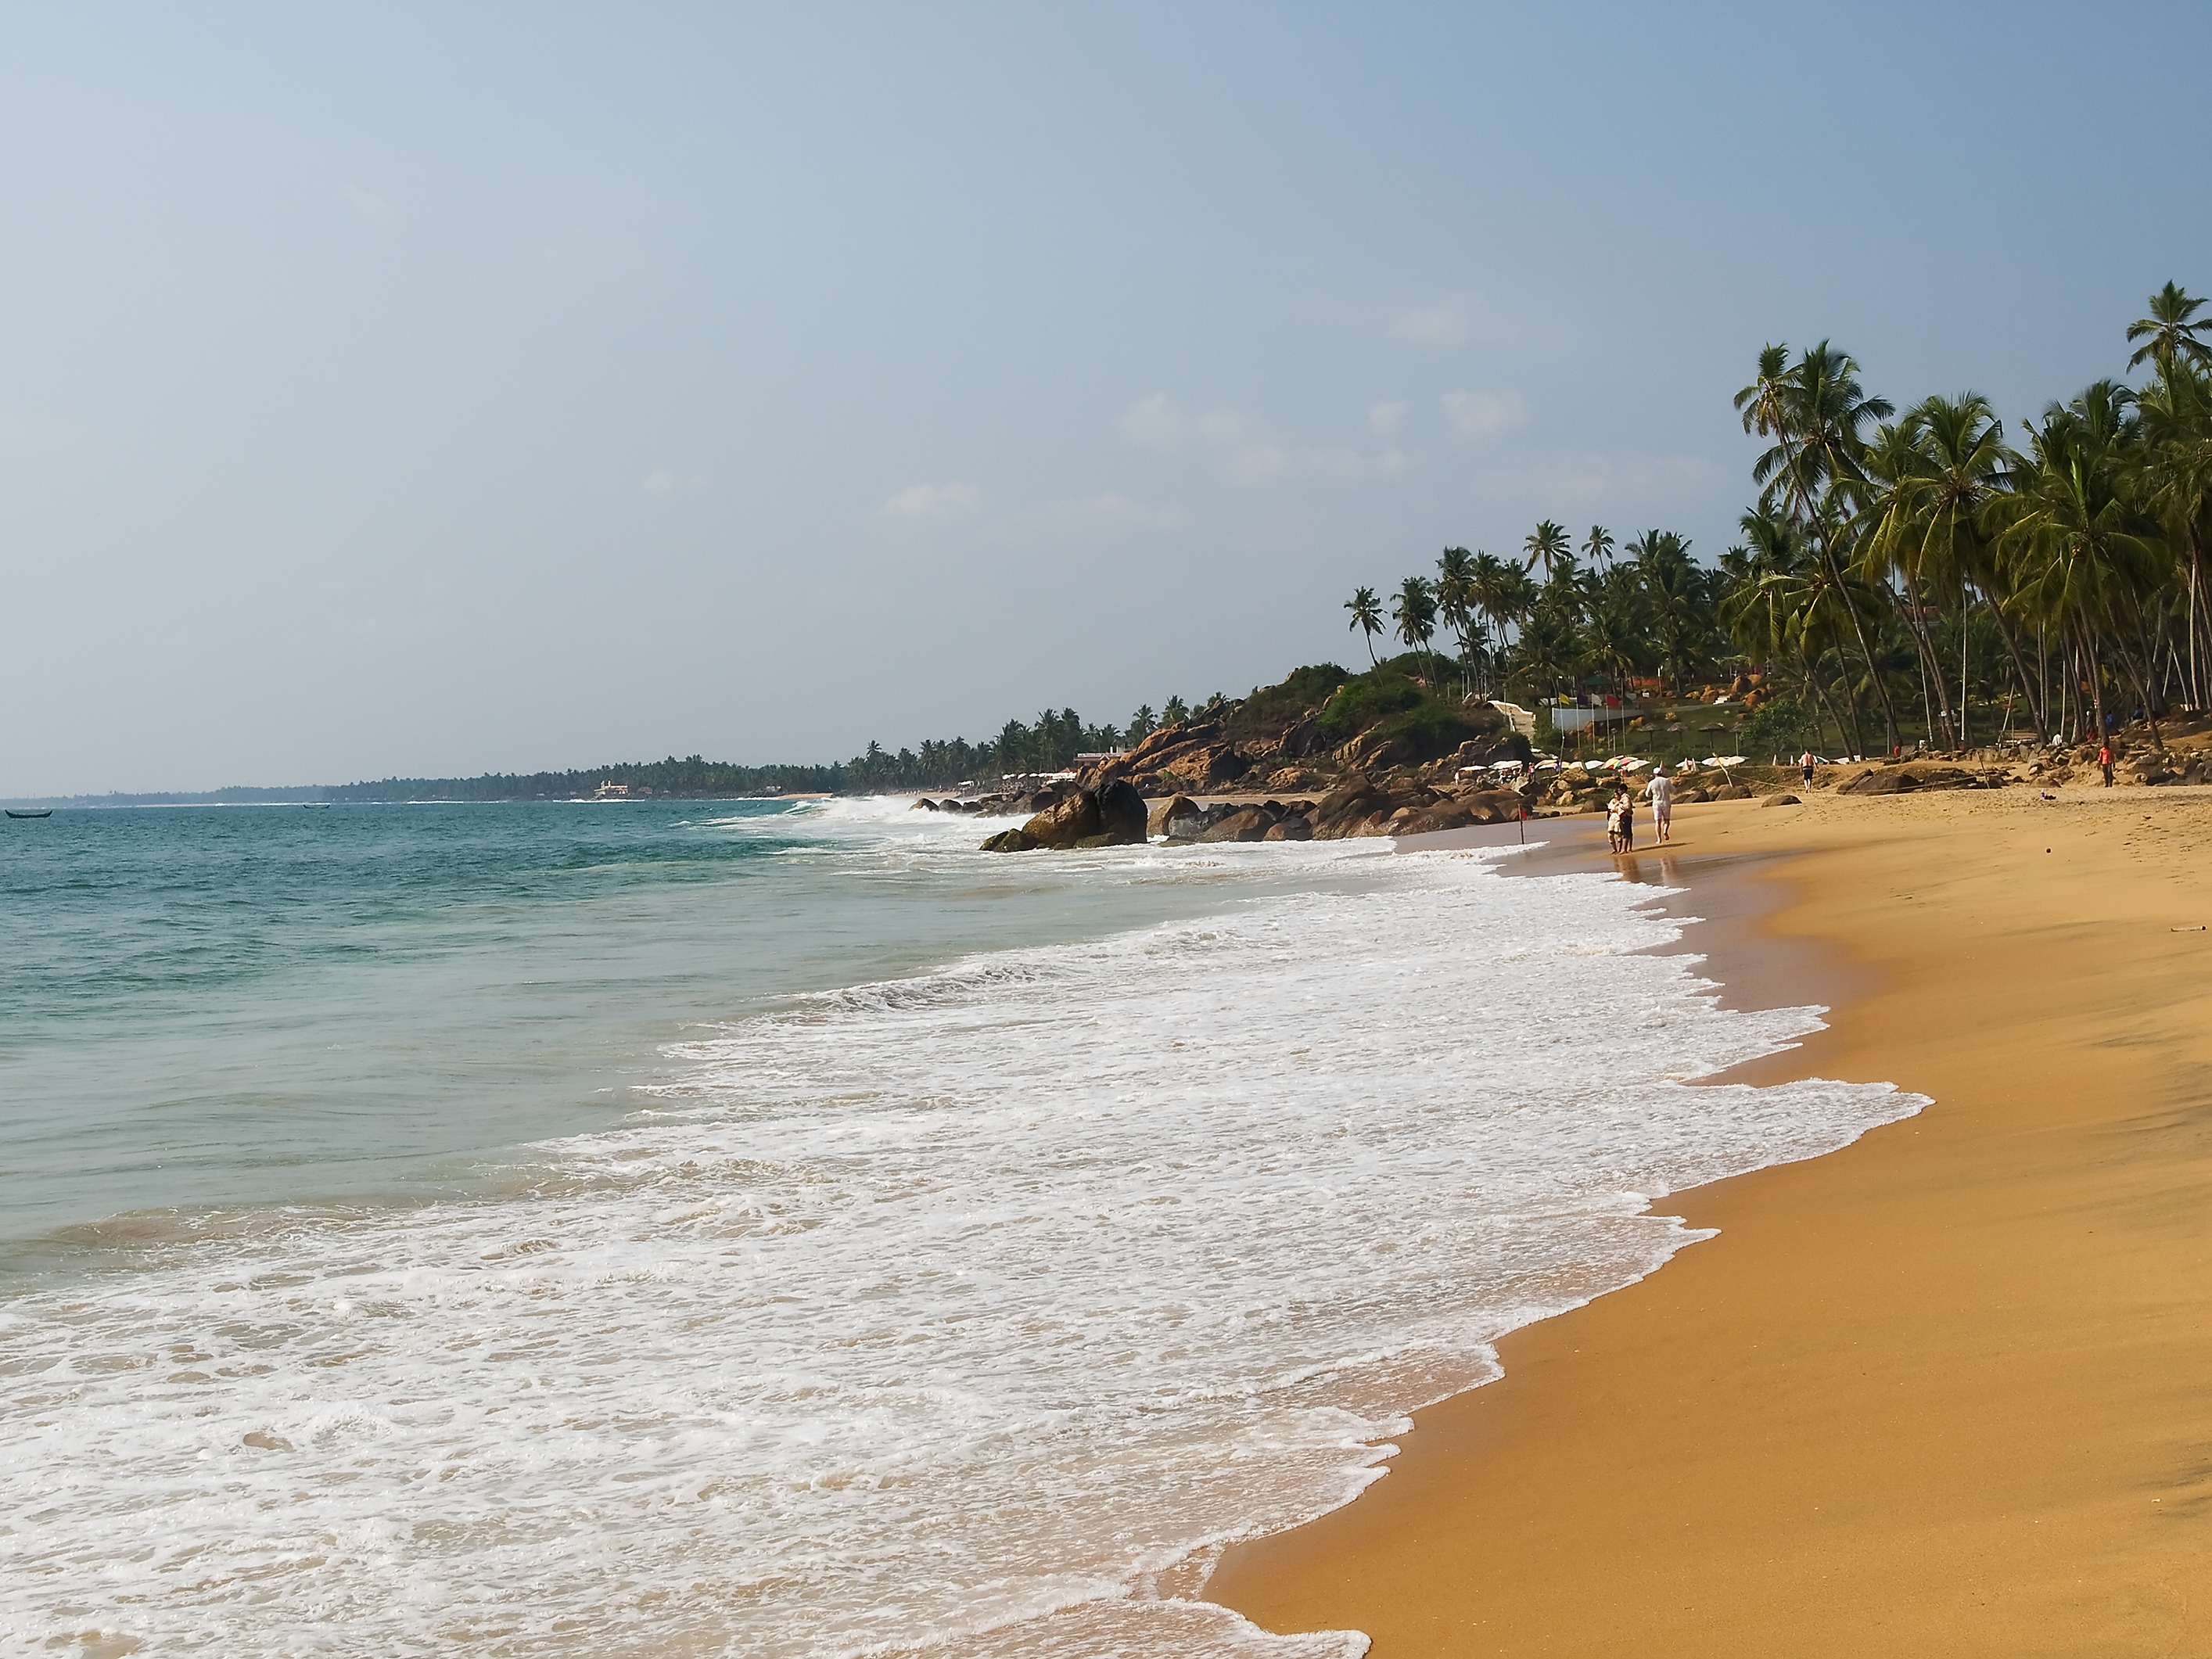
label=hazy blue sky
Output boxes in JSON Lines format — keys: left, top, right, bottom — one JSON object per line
{"left": 5, "top": 2, "right": 2209, "bottom": 793}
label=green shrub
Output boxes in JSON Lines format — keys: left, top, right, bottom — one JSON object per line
{"left": 1740, "top": 696, "right": 1815, "bottom": 756}
{"left": 1227, "top": 663, "right": 1352, "bottom": 740}
{"left": 1365, "top": 702, "right": 1488, "bottom": 759}
{"left": 1315, "top": 673, "right": 1425, "bottom": 740}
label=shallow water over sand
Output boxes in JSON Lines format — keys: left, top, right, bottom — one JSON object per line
{"left": 0, "top": 799, "right": 1919, "bottom": 1655}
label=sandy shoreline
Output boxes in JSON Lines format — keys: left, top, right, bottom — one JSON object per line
{"left": 1208, "top": 785, "right": 2212, "bottom": 1656}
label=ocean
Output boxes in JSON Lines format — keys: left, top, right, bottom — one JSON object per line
{"left": 0, "top": 799, "right": 1920, "bottom": 1656}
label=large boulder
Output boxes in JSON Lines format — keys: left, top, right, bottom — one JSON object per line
{"left": 983, "top": 785, "right": 1148, "bottom": 851}
{"left": 1093, "top": 779, "right": 1149, "bottom": 845}
{"left": 1198, "top": 806, "right": 1274, "bottom": 842}
{"left": 1165, "top": 744, "right": 1250, "bottom": 788}
{"left": 1264, "top": 815, "right": 1313, "bottom": 841}
{"left": 910, "top": 796, "right": 940, "bottom": 811}
{"left": 1836, "top": 763, "right": 1980, "bottom": 796}
{"left": 1835, "top": 767, "right": 1907, "bottom": 795}
{"left": 1341, "top": 730, "right": 1418, "bottom": 772}
{"left": 1016, "top": 790, "right": 1101, "bottom": 849}
{"left": 1093, "top": 720, "right": 1224, "bottom": 782}
{"left": 1277, "top": 714, "right": 1326, "bottom": 758}
{"left": 1149, "top": 794, "right": 1204, "bottom": 838}
{"left": 1395, "top": 790, "right": 1528, "bottom": 835}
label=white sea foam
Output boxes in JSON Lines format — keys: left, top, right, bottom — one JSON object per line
{"left": 0, "top": 831, "right": 1923, "bottom": 1657}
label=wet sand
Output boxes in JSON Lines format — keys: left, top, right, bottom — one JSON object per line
{"left": 1210, "top": 785, "right": 2212, "bottom": 1657}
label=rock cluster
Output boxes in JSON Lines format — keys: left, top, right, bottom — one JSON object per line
{"left": 1832, "top": 763, "right": 2013, "bottom": 795}
{"left": 1075, "top": 698, "right": 1524, "bottom": 802}
{"left": 979, "top": 781, "right": 1150, "bottom": 852}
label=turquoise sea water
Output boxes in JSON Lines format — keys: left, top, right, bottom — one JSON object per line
{"left": 0, "top": 800, "right": 1275, "bottom": 1248}
{"left": 0, "top": 799, "right": 1921, "bottom": 1657}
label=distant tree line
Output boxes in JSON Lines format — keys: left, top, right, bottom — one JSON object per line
{"left": 318, "top": 756, "right": 847, "bottom": 800}
{"left": 839, "top": 694, "right": 1230, "bottom": 792}
{"left": 27, "top": 698, "right": 1252, "bottom": 806}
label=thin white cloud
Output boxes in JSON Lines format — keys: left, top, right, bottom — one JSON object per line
{"left": 1442, "top": 388, "right": 1531, "bottom": 445}
{"left": 1471, "top": 451, "right": 1725, "bottom": 512}
{"left": 1115, "top": 393, "right": 1185, "bottom": 451}
{"left": 642, "top": 468, "right": 706, "bottom": 497}
{"left": 1040, "top": 491, "right": 1188, "bottom": 538}
{"left": 1367, "top": 400, "right": 1407, "bottom": 437}
{"left": 346, "top": 185, "right": 397, "bottom": 227}
{"left": 882, "top": 480, "right": 985, "bottom": 519}
{"left": 1390, "top": 303, "right": 1469, "bottom": 348}
{"left": 1116, "top": 394, "right": 1405, "bottom": 490}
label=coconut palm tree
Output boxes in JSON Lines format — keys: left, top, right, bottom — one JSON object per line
{"left": 2134, "top": 357, "right": 2212, "bottom": 709}
{"left": 1986, "top": 384, "right": 2169, "bottom": 744}
{"left": 1391, "top": 575, "right": 1441, "bottom": 683}
{"left": 1628, "top": 530, "right": 1704, "bottom": 694}
{"left": 1523, "top": 519, "right": 1571, "bottom": 582}
{"left": 1435, "top": 548, "right": 1480, "bottom": 695}
{"left": 1583, "top": 525, "right": 1615, "bottom": 570}
{"left": 2126, "top": 282, "right": 2212, "bottom": 375}
{"left": 1856, "top": 394, "right": 2016, "bottom": 745}
{"left": 1496, "top": 564, "right": 1542, "bottom": 645}
{"left": 1344, "top": 586, "right": 1384, "bottom": 666}
{"left": 1581, "top": 571, "right": 1649, "bottom": 706}
{"left": 1736, "top": 341, "right": 1902, "bottom": 752}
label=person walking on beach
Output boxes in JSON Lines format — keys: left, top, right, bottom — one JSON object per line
{"left": 1645, "top": 766, "right": 1673, "bottom": 843}
{"left": 1604, "top": 786, "right": 1627, "bottom": 853}
{"left": 2099, "top": 741, "right": 2115, "bottom": 786}
{"left": 1615, "top": 785, "right": 1635, "bottom": 852}
{"left": 1801, "top": 749, "right": 1816, "bottom": 787}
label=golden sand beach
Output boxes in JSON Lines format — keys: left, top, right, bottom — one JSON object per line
{"left": 1209, "top": 783, "right": 2212, "bottom": 1657}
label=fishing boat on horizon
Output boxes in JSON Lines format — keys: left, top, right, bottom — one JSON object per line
{"left": 6, "top": 809, "right": 54, "bottom": 819}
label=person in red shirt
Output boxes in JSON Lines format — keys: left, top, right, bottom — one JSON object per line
{"left": 2099, "top": 742, "right": 2115, "bottom": 786}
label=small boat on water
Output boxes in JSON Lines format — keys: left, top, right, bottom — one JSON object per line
{"left": 6, "top": 809, "right": 53, "bottom": 819}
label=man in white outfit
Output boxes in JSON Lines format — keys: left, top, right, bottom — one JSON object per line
{"left": 1644, "top": 765, "right": 1673, "bottom": 843}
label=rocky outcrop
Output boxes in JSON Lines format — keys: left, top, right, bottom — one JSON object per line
{"left": 1160, "top": 743, "right": 1252, "bottom": 791}
{"left": 1394, "top": 790, "right": 1527, "bottom": 835}
{"left": 1148, "top": 794, "right": 1204, "bottom": 838}
{"left": 1094, "top": 779, "right": 1148, "bottom": 844}
{"left": 1339, "top": 730, "right": 1418, "bottom": 772}
{"left": 1761, "top": 792, "right": 1801, "bottom": 807}
{"left": 1022, "top": 790, "right": 1101, "bottom": 846}
{"left": 1834, "top": 763, "right": 1998, "bottom": 796}
{"left": 1197, "top": 806, "right": 1274, "bottom": 842}
{"left": 1088, "top": 720, "right": 1223, "bottom": 785}
{"left": 982, "top": 784, "right": 1149, "bottom": 852}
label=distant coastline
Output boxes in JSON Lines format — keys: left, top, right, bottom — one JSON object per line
{"left": 0, "top": 756, "right": 846, "bottom": 810}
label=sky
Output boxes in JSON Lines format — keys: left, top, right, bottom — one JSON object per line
{"left": 4, "top": 2, "right": 2210, "bottom": 794}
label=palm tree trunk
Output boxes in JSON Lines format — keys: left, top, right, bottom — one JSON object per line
{"left": 1804, "top": 661, "right": 1845, "bottom": 756}
{"left": 1989, "top": 604, "right": 2046, "bottom": 741}
{"left": 2078, "top": 616, "right": 2109, "bottom": 748}
{"left": 1895, "top": 575, "right": 1956, "bottom": 745}
{"left": 1960, "top": 594, "right": 1972, "bottom": 749}
{"left": 1833, "top": 638, "right": 1870, "bottom": 756}
{"left": 1819, "top": 540, "right": 1898, "bottom": 752}
{"left": 2114, "top": 618, "right": 2164, "bottom": 750}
